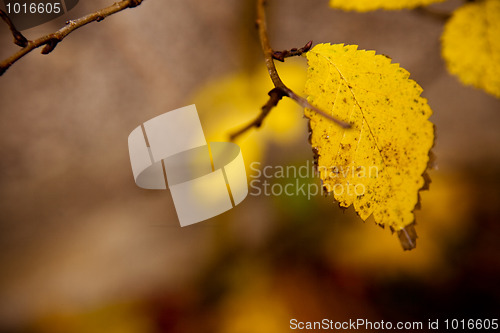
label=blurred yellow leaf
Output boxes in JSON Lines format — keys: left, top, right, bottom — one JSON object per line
{"left": 442, "top": 0, "right": 500, "bottom": 98}
{"left": 192, "top": 59, "right": 306, "bottom": 166}
{"left": 324, "top": 172, "right": 473, "bottom": 278}
{"left": 218, "top": 273, "right": 290, "bottom": 333}
{"left": 33, "top": 303, "right": 154, "bottom": 333}
{"left": 329, "top": 0, "right": 444, "bottom": 12}
{"left": 305, "top": 44, "right": 434, "bottom": 249}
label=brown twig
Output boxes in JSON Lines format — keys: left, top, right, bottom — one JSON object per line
{"left": 0, "top": 0, "right": 145, "bottom": 76}
{"left": 272, "top": 40, "right": 312, "bottom": 62}
{"left": 414, "top": 6, "right": 451, "bottom": 22}
{"left": 230, "top": 88, "right": 286, "bottom": 140}
{"left": 0, "top": 9, "right": 28, "bottom": 47}
{"left": 230, "top": 0, "right": 350, "bottom": 141}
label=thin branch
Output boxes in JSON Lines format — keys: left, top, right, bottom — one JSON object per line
{"left": 0, "top": 9, "right": 28, "bottom": 47}
{"left": 230, "top": 0, "right": 350, "bottom": 141}
{"left": 230, "top": 88, "right": 286, "bottom": 141}
{"left": 273, "top": 40, "right": 312, "bottom": 62}
{"left": 0, "top": 0, "right": 145, "bottom": 76}
{"left": 414, "top": 6, "right": 451, "bottom": 22}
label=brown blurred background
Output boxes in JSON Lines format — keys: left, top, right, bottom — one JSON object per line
{"left": 0, "top": 0, "right": 499, "bottom": 332}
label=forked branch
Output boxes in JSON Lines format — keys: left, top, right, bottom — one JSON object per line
{"left": 230, "top": 0, "right": 350, "bottom": 141}
{"left": 0, "top": 9, "right": 28, "bottom": 47}
{"left": 0, "top": 0, "right": 145, "bottom": 76}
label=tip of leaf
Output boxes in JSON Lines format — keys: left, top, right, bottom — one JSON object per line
{"left": 397, "top": 224, "right": 418, "bottom": 251}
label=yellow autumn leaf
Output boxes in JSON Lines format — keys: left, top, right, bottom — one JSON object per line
{"left": 329, "top": 0, "right": 444, "bottom": 12}
{"left": 441, "top": 0, "right": 500, "bottom": 98}
{"left": 192, "top": 59, "right": 306, "bottom": 166}
{"left": 305, "top": 43, "right": 434, "bottom": 249}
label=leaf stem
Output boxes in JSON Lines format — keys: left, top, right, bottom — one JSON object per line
{"left": 0, "top": 0, "right": 145, "bottom": 76}
{"left": 230, "top": 0, "right": 350, "bottom": 141}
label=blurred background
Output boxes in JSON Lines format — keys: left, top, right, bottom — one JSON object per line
{"left": 0, "top": 0, "right": 499, "bottom": 332}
